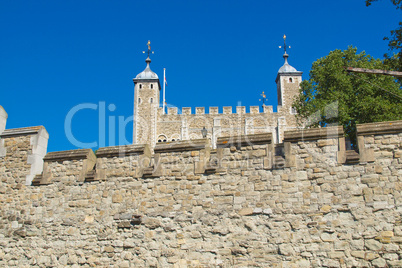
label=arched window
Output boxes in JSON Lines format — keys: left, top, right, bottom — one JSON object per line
{"left": 171, "top": 134, "right": 181, "bottom": 142}
{"left": 289, "top": 77, "right": 293, "bottom": 83}
{"left": 151, "top": 84, "right": 153, "bottom": 89}
{"left": 150, "top": 98, "right": 153, "bottom": 103}
{"left": 139, "top": 84, "right": 142, "bottom": 89}
{"left": 189, "top": 133, "right": 201, "bottom": 140}
{"left": 157, "top": 135, "right": 167, "bottom": 143}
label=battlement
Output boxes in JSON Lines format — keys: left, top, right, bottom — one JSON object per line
{"left": 2, "top": 120, "right": 398, "bottom": 186}
{"left": 163, "top": 105, "right": 275, "bottom": 115}
{"left": 1, "top": 104, "right": 400, "bottom": 187}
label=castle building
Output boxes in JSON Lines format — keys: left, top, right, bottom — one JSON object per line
{"left": 133, "top": 40, "right": 302, "bottom": 150}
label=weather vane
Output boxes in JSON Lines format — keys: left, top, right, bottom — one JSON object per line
{"left": 259, "top": 91, "right": 268, "bottom": 108}
{"left": 278, "top": 34, "right": 290, "bottom": 54}
{"left": 143, "top": 40, "right": 154, "bottom": 57}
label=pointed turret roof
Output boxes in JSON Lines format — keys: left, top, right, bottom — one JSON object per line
{"left": 135, "top": 57, "right": 159, "bottom": 80}
{"left": 278, "top": 52, "right": 298, "bottom": 73}
{"left": 275, "top": 35, "right": 302, "bottom": 82}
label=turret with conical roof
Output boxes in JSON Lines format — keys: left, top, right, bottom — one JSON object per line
{"left": 278, "top": 52, "right": 298, "bottom": 74}
{"left": 135, "top": 57, "right": 159, "bottom": 80}
{"left": 275, "top": 35, "right": 302, "bottom": 108}
{"left": 133, "top": 41, "right": 161, "bottom": 147}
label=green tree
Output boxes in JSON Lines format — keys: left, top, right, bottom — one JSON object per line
{"left": 366, "top": 0, "right": 402, "bottom": 82}
{"left": 293, "top": 46, "right": 402, "bottom": 146}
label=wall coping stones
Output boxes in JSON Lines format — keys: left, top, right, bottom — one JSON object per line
{"left": 154, "top": 138, "right": 209, "bottom": 153}
{"left": 283, "top": 126, "right": 344, "bottom": 142}
{"left": 356, "top": 120, "right": 402, "bottom": 163}
{"left": 36, "top": 149, "right": 96, "bottom": 185}
{"left": 43, "top": 149, "right": 95, "bottom": 162}
{"left": 0, "top": 126, "right": 45, "bottom": 138}
{"left": 96, "top": 144, "right": 150, "bottom": 158}
{"left": 217, "top": 133, "right": 272, "bottom": 148}
{"left": 95, "top": 144, "right": 151, "bottom": 180}
{"left": 357, "top": 120, "right": 402, "bottom": 136}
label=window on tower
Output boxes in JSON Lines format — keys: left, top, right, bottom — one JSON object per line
{"left": 151, "top": 84, "right": 153, "bottom": 89}
{"left": 157, "top": 135, "right": 167, "bottom": 143}
{"left": 139, "top": 84, "right": 142, "bottom": 89}
{"left": 150, "top": 98, "right": 153, "bottom": 103}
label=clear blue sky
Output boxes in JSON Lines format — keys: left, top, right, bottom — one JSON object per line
{"left": 0, "top": 0, "right": 400, "bottom": 152}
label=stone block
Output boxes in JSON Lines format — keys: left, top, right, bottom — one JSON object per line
{"left": 195, "top": 107, "right": 205, "bottom": 114}
{"left": 167, "top": 107, "right": 178, "bottom": 115}
{"left": 182, "top": 107, "right": 191, "bottom": 115}
{"left": 236, "top": 106, "right": 245, "bottom": 114}
{"left": 209, "top": 107, "right": 219, "bottom": 114}
{"left": 284, "top": 126, "right": 344, "bottom": 143}
{"left": 103, "top": 246, "right": 114, "bottom": 253}
{"left": 223, "top": 106, "right": 232, "bottom": 114}
{"left": 112, "top": 193, "right": 123, "bottom": 203}
{"left": 317, "top": 139, "right": 334, "bottom": 147}
{"left": 321, "top": 232, "right": 335, "bottom": 242}
{"left": 365, "top": 239, "right": 383, "bottom": 250}
{"left": 388, "top": 260, "right": 402, "bottom": 267}
{"left": 375, "top": 231, "right": 394, "bottom": 243}
{"left": 238, "top": 208, "right": 253, "bottom": 216}
{"left": 320, "top": 205, "right": 332, "bottom": 213}
{"left": 278, "top": 244, "right": 295, "bottom": 256}
{"left": 328, "top": 251, "right": 345, "bottom": 259}
{"left": 351, "top": 251, "right": 365, "bottom": 259}
{"left": 357, "top": 120, "right": 402, "bottom": 136}
{"left": 250, "top": 106, "right": 259, "bottom": 114}
{"left": 371, "top": 258, "right": 386, "bottom": 267}
{"left": 263, "top": 105, "right": 273, "bottom": 113}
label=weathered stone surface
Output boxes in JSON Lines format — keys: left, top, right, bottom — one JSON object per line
{"left": 0, "top": 120, "right": 401, "bottom": 267}
{"left": 238, "top": 208, "right": 253, "bottom": 216}
{"left": 366, "top": 239, "right": 383, "bottom": 251}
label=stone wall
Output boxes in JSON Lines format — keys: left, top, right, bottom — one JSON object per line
{"left": 0, "top": 119, "right": 401, "bottom": 267}
{"left": 156, "top": 103, "right": 298, "bottom": 150}
{"left": 0, "top": 126, "right": 48, "bottom": 186}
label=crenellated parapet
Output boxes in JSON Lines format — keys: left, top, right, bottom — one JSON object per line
{"left": 164, "top": 105, "right": 275, "bottom": 115}
{"left": 2, "top": 120, "right": 401, "bottom": 187}
{"left": 156, "top": 104, "right": 292, "bottom": 148}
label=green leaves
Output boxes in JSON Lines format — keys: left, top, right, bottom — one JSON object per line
{"left": 366, "top": 0, "right": 402, "bottom": 86}
{"left": 293, "top": 46, "right": 402, "bottom": 146}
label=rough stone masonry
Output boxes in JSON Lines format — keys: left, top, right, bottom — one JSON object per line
{"left": 0, "top": 103, "right": 401, "bottom": 267}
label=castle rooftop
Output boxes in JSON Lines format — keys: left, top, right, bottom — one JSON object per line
{"left": 278, "top": 53, "right": 298, "bottom": 73}
{"left": 277, "top": 34, "right": 302, "bottom": 75}
{"left": 135, "top": 57, "right": 159, "bottom": 80}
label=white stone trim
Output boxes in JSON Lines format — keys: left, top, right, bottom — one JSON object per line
{"left": 26, "top": 128, "right": 49, "bottom": 185}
